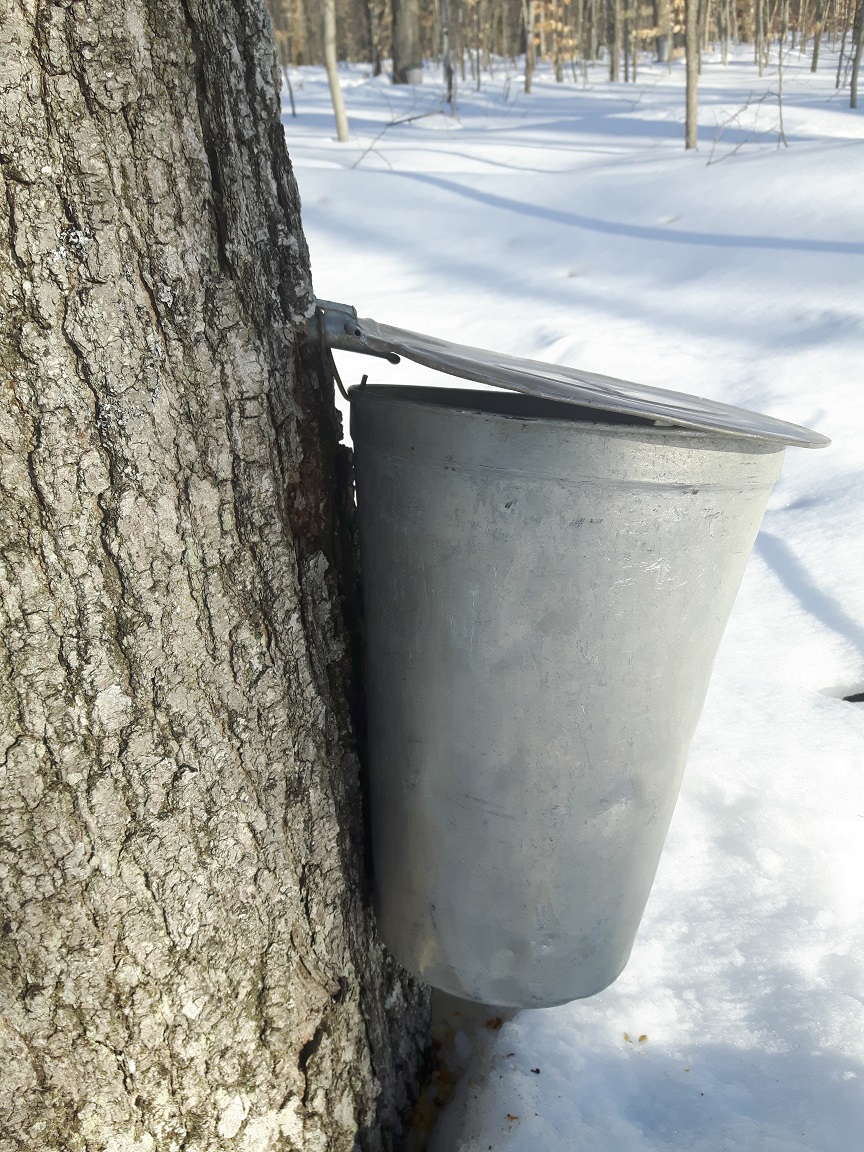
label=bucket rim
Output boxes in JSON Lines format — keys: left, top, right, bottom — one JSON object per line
{"left": 348, "top": 383, "right": 791, "bottom": 455}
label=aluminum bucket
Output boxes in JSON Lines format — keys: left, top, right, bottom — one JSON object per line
{"left": 351, "top": 385, "right": 784, "bottom": 1008}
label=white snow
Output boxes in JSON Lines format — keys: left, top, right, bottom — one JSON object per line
{"left": 282, "top": 46, "right": 864, "bottom": 1150}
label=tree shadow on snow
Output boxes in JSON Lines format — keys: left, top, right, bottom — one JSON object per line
{"left": 390, "top": 171, "right": 864, "bottom": 257}
{"left": 755, "top": 532, "right": 864, "bottom": 664}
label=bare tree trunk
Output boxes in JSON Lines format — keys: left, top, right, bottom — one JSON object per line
{"left": 368, "top": 0, "right": 386, "bottom": 75}
{"left": 324, "top": 0, "right": 351, "bottom": 140}
{"left": 266, "top": 0, "right": 291, "bottom": 64}
{"left": 442, "top": 0, "right": 457, "bottom": 105}
{"left": 483, "top": 0, "right": 494, "bottom": 73}
{"left": 656, "top": 0, "right": 671, "bottom": 62}
{"left": 608, "top": 0, "right": 622, "bottom": 78}
{"left": 722, "top": 0, "right": 731, "bottom": 60}
{"left": 553, "top": 0, "right": 565, "bottom": 79}
{"left": 812, "top": 0, "right": 825, "bottom": 67}
{"left": 851, "top": 0, "right": 864, "bottom": 104}
{"left": 757, "top": 0, "right": 766, "bottom": 72}
{"left": 686, "top": 0, "right": 699, "bottom": 146}
{"left": 524, "top": 0, "right": 537, "bottom": 91}
{"left": 837, "top": 0, "right": 853, "bottom": 85}
{"left": 779, "top": 0, "right": 789, "bottom": 140}
{"left": 459, "top": 0, "right": 468, "bottom": 79}
{"left": 632, "top": 0, "right": 639, "bottom": 81}
{"left": 475, "top": 0, "right": 483, "bottom": 88}
{"left": 393, "top": 0, "right": 423, "bottom": 81}
{"left": 503, "top": 0, "right": 513, "bottom": 60}
{"left": 297, "top": 0, "right": 311, "bottom": 62}
{"left": 0, "top": 1, "right": 429, "bottom": 1149}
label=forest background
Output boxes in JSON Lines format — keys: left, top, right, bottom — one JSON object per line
{"left": 266, "top": 0, "right": 864, "bottom": 124}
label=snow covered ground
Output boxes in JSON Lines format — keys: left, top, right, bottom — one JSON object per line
{"left": 282, "top": 46, "right": 864, "bottom": 1150}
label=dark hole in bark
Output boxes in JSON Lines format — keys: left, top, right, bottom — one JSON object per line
{"left": 844, "top": 691, "right": 864, "bottom": 703}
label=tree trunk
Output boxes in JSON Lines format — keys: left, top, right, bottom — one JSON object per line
{"left": 442, "top": 0, "right": 456, "bottom": 106}
{"left": 266, "top": 0, "right": 292, "bottom": 66}
{"left": 0, "top": 2, "right": 429, "bottom": 1149}
{"left": 851, "top": 0, "right": 864, "bottom": 105}
{"left": 475, "top": 0, "right": 482, "bottom": 88}
{"left": 686, "top": 0, "right": 699, "bottom": 147}
{"left": 812, "top": 0, "right": 824, "bottom": 69}
{"left": 392, "top": 0, "right": 423, "bottom": 81}
{"left": 757, "top": 0, "right": 765, "bottom": 73}
{"left": 608, "top": 0, "right": 622, "bottom": 80}
{"left": 366, "top": 0, "right": 384, "bottom": 76}
{"left": 837, "top": 0, "right": 853, "bottom": 86}
{"left": 324, "top": 0, "right": 351, "bottom": 140}
{"left": 779, "top": 0, "right": 789, "bottom": 141}
{"left": 524, "top": 0, "right": 536, "bottom": 91}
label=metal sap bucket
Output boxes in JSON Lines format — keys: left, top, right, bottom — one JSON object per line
{"left": 313, "top": 300, "right": 827, "bottom": 1009}
{"left": 351, "top": 386, "right": 787, "bottom": 1007}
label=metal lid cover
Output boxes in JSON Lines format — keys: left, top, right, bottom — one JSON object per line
{"left": 314, "top": 300, "right": 830, "bottom": 450}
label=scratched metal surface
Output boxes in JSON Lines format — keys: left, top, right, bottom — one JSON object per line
{"left": 352, "top": 386, "right": 785, "bottom": 1008}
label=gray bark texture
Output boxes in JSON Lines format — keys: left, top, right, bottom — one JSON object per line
{"left": 0, "top": 1, "right": 430, "bottom": 1150}
{"left": 851, "top": 0, "right": 864, "bottom": 107}
{"left": 391, "top": 0, "right": 421, "bottom": 82}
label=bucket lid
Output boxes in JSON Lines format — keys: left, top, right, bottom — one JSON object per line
{"left": 314, "top": 300, "right": 829, "bottom": 450}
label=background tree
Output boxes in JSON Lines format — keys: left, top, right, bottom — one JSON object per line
{"left": 442, "top": 0, "right": 457, "bottom": 104}
{"left": 851, "top": 0, "right": 864, "bottom": 105}
{"left": 0, "top": 1, "right": 428, "bottom": 1149}
{"left": 268, "top": 0, "right": 307, "bottom": 65}
{"left": 608, "top": 0, "right": 623, "bottom": 79}
{"left": 325, "top": 0, "right": 352, "bottom": 138}
{"left": 259, "top": 0, "right": 863, "bottom": 107}
{"left": 685, "top": 0, "right": 699, "bottom": 145}
{"left": 367, "top": 0, "right": 389, "bottom": 75}
{"left": 393, "top": 0, "right": 424, "bottom": 79}
{"left": 523, "top": 0, "right": 537, "bottom": 91}
{"left": 257, "top": 0, "right": 864, "bottom": 121}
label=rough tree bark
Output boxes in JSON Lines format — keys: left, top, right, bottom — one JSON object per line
{"left": 0, "top": 1, "right": 429, "bottom": 1150}
{"left": 392, "top": 0, "right": 422, "bottom": 82}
